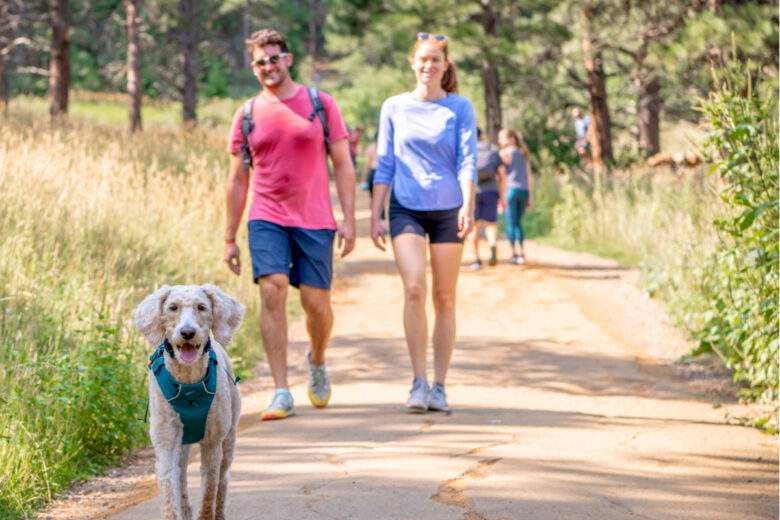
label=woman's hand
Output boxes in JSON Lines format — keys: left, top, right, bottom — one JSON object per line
{"left": 457, "top": 206, "right": 474, "bottom": 239}
{"left": 371, "top": 218, "right": 388, "bottom": 251}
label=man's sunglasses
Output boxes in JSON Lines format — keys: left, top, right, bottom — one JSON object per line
{"left": 252, "top": 53, "right": 289, "bottom": 67}
{"left": 416, "top": 33, "right": 448, "bottom": 44}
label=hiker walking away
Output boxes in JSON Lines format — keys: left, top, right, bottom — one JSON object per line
{"left": 370, "top": 32, "right": 477, "bottom": 413}
{"left": 571, "top": 107, "right": 591, "bottom": 160}
{"left": 224, "top": 28, "right": 356, "bottom": 421}
{"left": 498, "top": 128, "right": 533, "bottom": 265}
{"left": 359, "top": 131, "right": 385, "bottom": 218}
{"left": 347, "top": 125, "right": 364, "bottom": 167}
{"left": 468, "top": 127, "right": 504, "bottom": 270}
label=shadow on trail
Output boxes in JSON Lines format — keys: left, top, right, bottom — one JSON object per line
{"left": 312, "top": 335, "right": 716, "bottom": 403}
{"left": 522, "top": 261, "right": 633, "bottom": 272}
{"left": 228, "top": 403, "right": 778, "bottom": 520}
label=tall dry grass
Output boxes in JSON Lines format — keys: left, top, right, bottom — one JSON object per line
{"left": 0, "top": 107, "right": 265, "bottom": 518}
{"left": 547, "top": 169, "right": 723, "bottom": 332}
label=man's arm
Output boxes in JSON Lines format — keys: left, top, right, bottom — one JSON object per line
{"left": 329, "top": 138, "right": 356, "bottom": 258}
{"left": 224, "top": 154, "right": 249, "bottom": 275}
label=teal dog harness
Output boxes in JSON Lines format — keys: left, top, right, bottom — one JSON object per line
{"left": 149, "top": 339, "right": 218, "bottom": 445}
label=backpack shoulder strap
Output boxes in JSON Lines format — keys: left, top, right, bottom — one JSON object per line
{"left": 307, "top": 87, "right": 330, "bottom": 154}
{"left": 241, "top": 97, "right": 255, "bottom": 167}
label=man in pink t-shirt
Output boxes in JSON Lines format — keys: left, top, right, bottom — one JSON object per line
{"left": 224, "top": 28, "right": 356, "bottom": 421}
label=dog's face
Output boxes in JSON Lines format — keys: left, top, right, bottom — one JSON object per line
{"left": 134, "top": 284, "right": 245, "bottom": 364}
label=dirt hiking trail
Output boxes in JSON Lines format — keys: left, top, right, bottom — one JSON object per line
{"left": 48, "top": 199, "right": 778, "bottom": 520}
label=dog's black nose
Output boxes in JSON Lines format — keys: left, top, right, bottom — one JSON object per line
{"left": 180, "top": 327, "right": 196, "bottom": 340}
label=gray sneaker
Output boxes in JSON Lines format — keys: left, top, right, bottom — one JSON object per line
{"left": 428, "top": 382, "right": 451, "bottom": 412}
{"left": 405, "top": 377, "right": 429, "bottom": 413}
{"left": 306, "top": 352, "right": 331, "bottom": 408}
{"left": 261, "top": 388, "right": 295, "bottom": 421}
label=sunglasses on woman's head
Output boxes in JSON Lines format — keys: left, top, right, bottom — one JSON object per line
{"left": 252, "top": 53, "right": 288, "bottom": 67}
{"left": 416, "top": 33, "right": 447, "bottom": 44}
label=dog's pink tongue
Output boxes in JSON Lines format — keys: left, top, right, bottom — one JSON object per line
{"left": 179, "top": 343, "right": 199, "bottom": 363}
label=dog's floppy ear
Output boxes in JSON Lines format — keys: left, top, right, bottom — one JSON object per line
{"left": 202, "top": 284, "right": 245, "bottom": 346}
{"left": 134, "top": 285, "right": 172, "bottom": 345}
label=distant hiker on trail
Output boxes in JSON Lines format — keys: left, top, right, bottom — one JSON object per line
{"left": 223, "top": 28, "right": 356, "bottom": 421}
{"left": 498, "top": 128, "right": 533, "bottom": 265}
{"left": 571, "top": 106, "right": 591, "bottom": 159}
{"left": 468, "top": 127, "right": 504, "bottom": 270}
{"left": 359, "top": 131, "right": 384, "bottom": 219}
{"left": 370, "top": 32, "right": 477, "bottom": 413}
{"left": 347, "top": 125, "right": 364, "bottom": 166}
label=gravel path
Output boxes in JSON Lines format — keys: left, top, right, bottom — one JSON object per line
{"left": 39, "top": 204, "right": 777, "bottom": 520}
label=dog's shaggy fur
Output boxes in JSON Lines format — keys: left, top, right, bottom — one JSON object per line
{"left": 135, "top": 284, "right": 245, "bottom": 520}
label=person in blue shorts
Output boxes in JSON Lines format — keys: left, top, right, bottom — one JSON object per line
{"left": 469, "top": 128, "right": 504, "bottom": 270}
{"left": 370, "top": 32, "right": 477, "bottom": 413}
{"left": 498, "top": 128, "right": 533, "bottom": 264}
{"left": 223, "top": 29, "right": 356, "bottom": 420}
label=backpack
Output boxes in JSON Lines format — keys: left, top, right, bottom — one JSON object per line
{"left": 240, "top": 86, "right": 330, "bottom": 168}
{"left": 476, "top": 143, "right": 499, "bottom": 184}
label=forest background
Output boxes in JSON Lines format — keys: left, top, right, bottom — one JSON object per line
{"left": 0, "top": 1, "right": 777, "bottom": 519}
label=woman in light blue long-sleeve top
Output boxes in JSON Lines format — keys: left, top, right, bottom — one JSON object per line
{"left": 370, "top": 33, "right": 477, "bottom": 413}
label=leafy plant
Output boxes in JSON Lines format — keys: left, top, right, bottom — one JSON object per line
{"left": 694, "top": 51, "right": 779, "bottom": 402}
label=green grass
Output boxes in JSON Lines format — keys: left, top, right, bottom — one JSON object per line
{"left": 0, "top": 98, "right": 281, "bottom": 518}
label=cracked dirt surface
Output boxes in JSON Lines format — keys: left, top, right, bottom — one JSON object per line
{"left": 43, "top": 197, "right": 777, "bottom": 520}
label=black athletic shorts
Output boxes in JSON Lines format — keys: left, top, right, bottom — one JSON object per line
{"left": 388, "top": 193, "right": 463, "bottom": 244}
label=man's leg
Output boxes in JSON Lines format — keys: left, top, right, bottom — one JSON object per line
{"left": 485, "top": 222, "right": 498, "bottom": 265}
{"left": 470, "top": 221, "right": 483, "bottom": 269}
{"left": 300, "top": 285, "right": 333, "bottom": 365}
{"left": 258, "top": 274, "right": 290, "bottom": 389}
{"left": 300, "top": 284, "right": 334, "bottom": 408}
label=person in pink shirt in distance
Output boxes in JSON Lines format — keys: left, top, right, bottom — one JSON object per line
{"left": 224, "top": 28, "right": 356, "bottom": 421}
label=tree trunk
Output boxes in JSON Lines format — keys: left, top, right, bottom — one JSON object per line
{"left": 637, "top": 74, "right": 661, "bottom": 156}
{"left": 48, "top": 0, "right": 69, "bottom": 118}
{"left": 480, "top": 0, "right": 502, "bottom": 144}
{"left": 581, "top": 10, "right": 613, "bottom": 168}
{"left": 180, "top": 0, "right": 198, "bottom": 127}
{"left": 0, "top": 52, "right": 7, "bottom": 115}
{"left": 126, "top": 0, "right": 142, "bottom": 133}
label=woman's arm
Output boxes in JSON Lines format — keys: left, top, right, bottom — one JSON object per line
{"left": 497, "top": 164, "right": 507, "bottom": 213}
{"left": 370, "top": 182, "right": 390, "bottom": 250}
{"left": 455, "top": 101, "right": 478, "bottom": 238}
{"left": 526, "top": 156, "right": 534, "bottom": 210}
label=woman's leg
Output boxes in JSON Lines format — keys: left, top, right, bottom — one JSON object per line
{"left": 517, "top": 190, "right": 529, "bottom": 257}
{"left": 429, "top": 242, "right": 463, "bottom": 384}
{"left": 392, "top": 233, "right": 429, "bottom": 381}
{"left": 505, "top": 189, "right": 520, "bottom": 255}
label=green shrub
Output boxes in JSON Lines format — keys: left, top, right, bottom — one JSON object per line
{"left": 0, "top": 106, "right": 269, "bottom": 518}
{"left": 694, "top": 56, "right": 779, "bottom": 402}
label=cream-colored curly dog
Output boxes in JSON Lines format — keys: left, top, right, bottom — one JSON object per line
{"left": 135, "top": 284, "right": 245, "bottom": 520}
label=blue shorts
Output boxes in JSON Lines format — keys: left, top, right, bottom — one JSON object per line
{"left": 247, "top": 220, "right": 335, "bottom": 289}
{"left": 474, "top": 191, "right": 499, "bottom": 222}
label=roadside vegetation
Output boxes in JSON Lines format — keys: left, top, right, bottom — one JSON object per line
{"left": 0, "top": 102, "right": 276, "bottom": 518}
{"left": 1, "top": 1, "right": 777, "bottom": 518}
{"left": 541, "top": 56, "right": 778, "bottom": 425}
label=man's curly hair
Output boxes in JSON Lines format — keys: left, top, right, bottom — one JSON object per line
{"left": 245, "top": 28, "right": 289, "bottom": 53}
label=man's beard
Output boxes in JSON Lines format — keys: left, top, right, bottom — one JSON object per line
{"left": 261, "top": 68, "right": 288, "bottom": 88}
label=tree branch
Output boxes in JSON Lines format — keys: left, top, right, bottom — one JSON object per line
{"left": 0, "top": 36, "right": 33, "bottom": 56}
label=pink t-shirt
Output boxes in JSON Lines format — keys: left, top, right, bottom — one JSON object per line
{"left": 229, "top": 86, "right": 348, "bottom": 230}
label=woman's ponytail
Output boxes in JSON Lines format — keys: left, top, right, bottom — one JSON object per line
{"left": 441, "top": 61, "right": 458, "bottom": 93}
